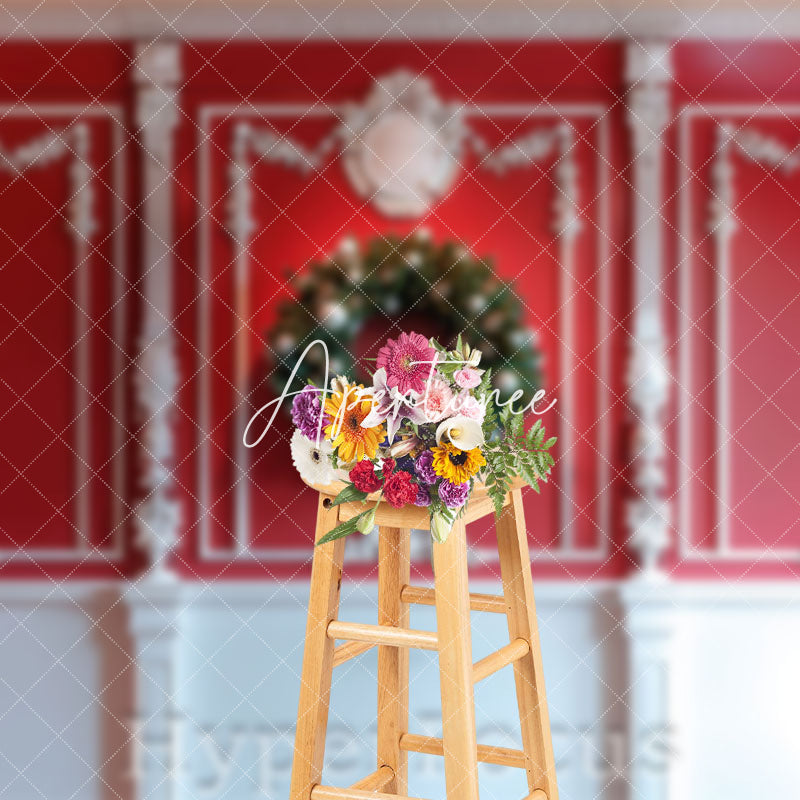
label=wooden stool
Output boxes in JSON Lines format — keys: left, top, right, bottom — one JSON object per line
{"left": 290, "top": 478, "right": 559, "bottom": 800}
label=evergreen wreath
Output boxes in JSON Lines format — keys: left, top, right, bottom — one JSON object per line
{"left": 267, "top": 233, "right": 542, "bottom": 398}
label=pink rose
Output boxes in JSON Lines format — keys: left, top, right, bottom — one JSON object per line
{"left": 421, "top": 376, "right": 454, "bottom": 422}
{"left": 453, "top": 367, "right": 482, "bottom": 389}
{"left": 453, "top": 391, "right": 486, "bottom": 423}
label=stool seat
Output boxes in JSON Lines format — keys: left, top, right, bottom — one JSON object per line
{"left": 302, "top": 476, "right": 527, "bottom": 529}
{"left": 289, "top": 483, "right": 559, "bottom": 800}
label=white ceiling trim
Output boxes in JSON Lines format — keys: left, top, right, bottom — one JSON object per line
{"left": 4, "top": 6, "right": 800, "bottom": 41}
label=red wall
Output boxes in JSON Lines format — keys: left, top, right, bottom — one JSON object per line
{"left": 0, "top": 38, "right": 797, "bottom": 580}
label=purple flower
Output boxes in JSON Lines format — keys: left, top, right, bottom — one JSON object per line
{"left": 438, "top": 479, "right": 470, "bottom": 509}
{"left": 291, "top": 385, "right": 328, "bottom": 441}
{"left": 414, "top": 450, "right": 437, "bottom": 485}
{"left": 413, "top": 484, "right": 432, "bottom": 507}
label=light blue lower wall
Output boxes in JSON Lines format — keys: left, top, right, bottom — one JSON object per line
{"left": 176, "top": 582, "right": 628, "bottom": 800}
{"left": 2, "top": 580, "right": 799, "bottom": 800}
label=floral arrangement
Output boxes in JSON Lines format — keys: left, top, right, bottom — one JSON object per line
{"left": 289, "top": 332, "right": 556, "bottom": 545}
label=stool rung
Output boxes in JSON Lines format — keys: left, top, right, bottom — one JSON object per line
{"left": 473, "top": 638, "right": 530, "bottom": 684}
{"left": 350, "top": 765, "right": 394, "bottom": 791}
{"left": 399, "top": 733, "right": 527, "bottom": 769}
{"left": 311, "top": 786, "right": 427, "bottom": 800}
{"left": 327, "top": 620, "right": 438, "bottom": 651}
{"left": 332, "top": 640, "right": 375, "bottom": 667}
{"left": 400, "top": 585, "right": 507, "bottom": 614}
{"left": 524, "top": 792, "right": 548, "bottom": 800}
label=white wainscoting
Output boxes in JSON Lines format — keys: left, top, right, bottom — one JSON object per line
{"left": 0, "top": 580, "right": 798, "bottom": 800}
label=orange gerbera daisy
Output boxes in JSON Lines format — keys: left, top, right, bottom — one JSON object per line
{"left": 324, "top": 383, "right": 385, "bottom": 463}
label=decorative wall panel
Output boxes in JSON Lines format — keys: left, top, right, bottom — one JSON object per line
{"left": 0, "top": 104, "right": 133, "bottom": 573}
{"left": 175, "top": 43, "right": 629, "bottom": 578}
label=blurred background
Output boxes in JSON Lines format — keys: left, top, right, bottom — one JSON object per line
{"left": 1, "top": 1, "right": 799, "bottom": 799}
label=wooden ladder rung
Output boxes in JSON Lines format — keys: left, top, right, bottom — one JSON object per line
{"left": 399, "top": 733, "right": 527, "bottom": 769}
{"left": 311, "top": 786, "right": 426, "bottom": 800}
{"left": 327, "top": 620, "right": 438, "bottom": 651}
{"left": 349, "top": 765, "right": 394, "bottom": 791}
{"left": 332, "top": 640, "right": 375, "bottom": 667}
{"left": 524, "top": 792, "right": 548, "bottom": 800}
{"left": 400, "top": 585, "right": 507, "bottom": 614}
{"left": 473, "top": 638, "right": 530, "bottom": 684}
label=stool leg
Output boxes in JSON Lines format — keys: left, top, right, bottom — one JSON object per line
{"left": 289, "top": 496, "right": 346, "bottom": 800}
{"left": 495, "top": 489, "right": 559, "bottom": 800}
{"left": 433, "top": 518, "right": 480, "bottom": 800}
{"left": 377, "top": 526, "right": 411, "bottom": 794}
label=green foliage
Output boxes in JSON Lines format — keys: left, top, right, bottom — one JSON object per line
{"left": 316, "top": 507, "right": 376, "bottom": 545}
{"left": 314, "top": 485, "right": 372, "bottom": 545}
{"left": 482, "top": 414, "right": 556, "bottom": 517}
{"left": 329, "top": 484, "right": 368, "bottom": 506}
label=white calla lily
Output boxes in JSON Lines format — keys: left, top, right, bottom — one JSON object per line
{"left": 435, "top": 415, "right": 484, "bottom": 450}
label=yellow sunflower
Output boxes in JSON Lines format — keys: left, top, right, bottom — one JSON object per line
{"left": 324, "top": 384, "right": 384, "bottom": 463}
{"left": 431, "top": 442, "right": 486, "bottom": 484}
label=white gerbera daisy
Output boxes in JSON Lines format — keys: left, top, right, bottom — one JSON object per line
{"left": 290, "top": 430, "right": 336, "bottom": 485}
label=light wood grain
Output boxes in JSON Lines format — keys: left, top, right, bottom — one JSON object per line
{"left": 399, "top": 733, "right": 527, "bottom": 769}
{"left": 332, "top": 640, "right": 375, "bottom": 668}
{"left": 377, "top": 527, "right": 411, "bottom": 794}
{"left": 463, "top": 492, "right": 510, "bottom": 523}
{"left": 495, "top": 489, "right": 559, "bottom": 799}
{"left": 289, "top": 497, "right": 346, "bottom": 800}
{"left": 293, "top": 484, "right": 560, "bottom": 800}
{"left": 349, "top": 765, "right": 394, "bottom": 792}
{"left": 432, "top": 518, "right": 480, "bottom": 800}
{"left": 472, "top": 637, "right": 530, "bottom": 684}
{"left": 401, "top": 585, "right": 506, "bottom": 614}
{"left": 327, "top": 620, "right": 438, "bottom": 650}
{"left": 311, "top": 786, "right": 425, "bottom": 800}
{"left": 337, "top": 500, "right": 429, "bottom": 529}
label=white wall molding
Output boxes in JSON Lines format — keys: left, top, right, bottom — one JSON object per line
{"left": 6, "top": 7, "right": 800, "bottom": 41}
{"left": 709, "top": 121, "right": 800, "bottom": 557}
{"left": 2, "top": 578, "right": 798, "bottom": 799}
{"left": 201, "top": 100, "right": 609, "bottom": 564}
{"left": 5, "top": 575, "right": 800, "bottom": 609}
{"left": 126, "top": 583, "right": 182, "bottom": 800}
{"left": 678, "top": 104, "right": 800, "bottom": 562}
{"left": 0, "top": 105, "right": 126, "bottom": 562}
{"left": 624, "top": 41, "right": 673, "bottom": 576}
{"left": 133, "top": 41, "right": 183, "bottom": 582}
{"left": 0, "top": 120, "right": 94, "bottom": 553}
{"left": 621, "top": 580, "right": 680, "bottom": 800}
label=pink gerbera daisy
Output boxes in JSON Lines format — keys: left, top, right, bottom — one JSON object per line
{"left": 376, "top": 332, "right": 436, "bottom": 395}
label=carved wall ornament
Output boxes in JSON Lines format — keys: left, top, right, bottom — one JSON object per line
{"left": 0, "top": 122, "right": 96, "bottom": 240}
{"left": 228, "top": 69, "right": 579, "bottom": 221}
{"left": 133, "top": 40, "right": 183, "bottom": 581}
{"left": 728, "top": 124, "right": 800, "bottom": 174}
{"left": 338, "top": 70, "right": 469, "bottom": 217}
{"left": 624, "top": 40, "right": 674, "bottom": 576}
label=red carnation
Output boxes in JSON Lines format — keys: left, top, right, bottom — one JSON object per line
{"left": 349, "top": 460, "right": 382, "bottom": 493}
{"left": 383, "top": 470, "right": 418, "bottom": 509}
{"left": 381, "top": 458, "right": 396, "bottom": 479}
